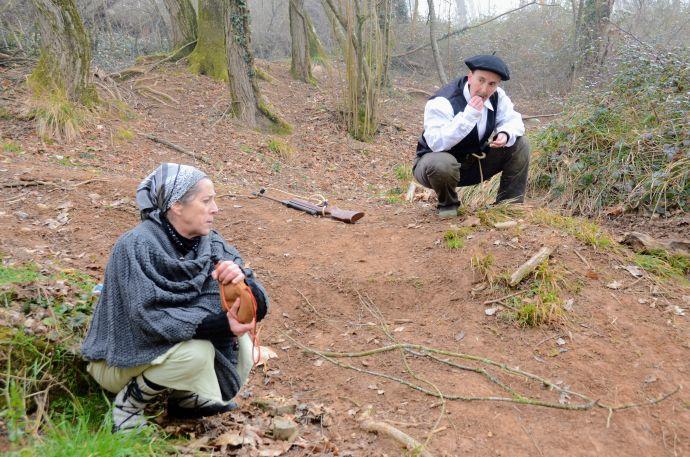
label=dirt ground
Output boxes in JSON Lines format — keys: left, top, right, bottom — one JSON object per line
{"left": 1, "top": 60, "right": 689, "bottom": 456}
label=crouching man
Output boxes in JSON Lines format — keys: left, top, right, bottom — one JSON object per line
{"left": 413, "top": 55, "right": 530, "bottom": 218}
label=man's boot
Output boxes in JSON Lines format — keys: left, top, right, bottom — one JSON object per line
{"left": 167, "top": 391, "right": 237, "bottom": 419}
{"left": 112, "top": 374, "right": 165, "bottom": 432}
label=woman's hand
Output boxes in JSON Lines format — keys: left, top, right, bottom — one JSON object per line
{"left": 212, "top": 260, "right": 246, "bottom": 285}
{"left": 226, "top": 297, "right": 255, "bottom": 336}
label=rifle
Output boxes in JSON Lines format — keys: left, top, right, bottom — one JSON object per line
{"left": 252, "top": 188, "right": 365, "bottom": 223}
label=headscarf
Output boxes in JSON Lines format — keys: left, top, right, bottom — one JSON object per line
{"left": 136, "top": 163, "right": 207, "bottom": 223}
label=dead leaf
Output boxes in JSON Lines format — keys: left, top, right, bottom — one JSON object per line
{"left": 606, "top": 280, "right": 622, "bottom": 290}
{"left": 585, "top": 270, "right": 599, "bottom": 280}
{"left": 213, "top": 432, "right": 244, "bottom": 447}
{"left": 622, "top": 265, "right": 644, "bottom": 278}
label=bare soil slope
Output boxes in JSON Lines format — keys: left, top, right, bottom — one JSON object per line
{"left": 1, "top": 60, "right": 688, "bottom": 456}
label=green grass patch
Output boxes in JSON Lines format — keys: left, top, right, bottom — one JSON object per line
{"left": 0, "top": 106, "right": 14, "bottom": 120}
{"left": 531, "top": 208, "right": 617, "bottom": 250}
{"left": 471, "top": 253, "right": 496, "bottom": 285}
{"left": 504, "top": 261, "right": 567, "bottom": 328}
{"left": 10, "top": 393, "right": 174, "bottom": 456}
{"left": 634, "top": 249, "right": 690, "bottom": 281}
{"left": 2, "top": 140, "right": 23, "bottom": 154}
{"left": 477, "top": 203, "right": 525, "bottom": 226}
{"left": 392, "top": 163, "right": 412, "bottom": 181}
{"left": 267, "top": 138, "right": 293, "bottom": 161}
{"left": 0, "top": 263, "right": 41, "bottom": 285}
{"left": 444, "top": 227, "right": 474, "bottom": 249}
{"left": 380, "top": 187, "right": 404, "bottom": 204}
{"left": 115, "top": 128, "right": 135, "bottom": 141}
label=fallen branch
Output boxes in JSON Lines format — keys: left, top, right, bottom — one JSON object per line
{"left": 138, "top": 133, "right": 210, "bottom": 164}
{"left": 397, "top": 86, "right": 433, "bottom": 97}
{"left": 522, "top": 113, "right": 562, "bottom": 120}
{"left": 509, "top": 246, "right": 554, "bottom": 287}
{"left": 482, "top": 291, "right": 525, "bottom": 305}
{"left": 360, "top": 419, "right": 434, "bottom": 457}
{"left": 0, "top": 178, "right": 107, "bottom": 189}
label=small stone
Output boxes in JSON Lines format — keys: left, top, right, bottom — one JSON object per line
{"left": 485, "top": 307, "right": 497, "bottom": 316}
{"left": 455, "top": 331, "right": 466, "bottom": 341}
{"left": 556, "top": 337, "right": 566, "bottom": 346}
{"left": 606, "top": 280, "right": 622, "bottom": 290}
{"left": 271, "top": 416, "right": 298, "bottom": 441}
{"left": 564, "top": 298, "right": 574, "bottom": 312}
{"left": 493, "top": 220, "right": 517, "bottom": 229}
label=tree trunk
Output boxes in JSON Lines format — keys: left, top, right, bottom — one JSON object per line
{"left": 225, "top": 0, "right": 290, "bottom": 133}
{"left": 392, "top": 0, "right": 408, "bottom": 22}
{"left": 189, "top": 0, "right": 227, "bottom": 80}
{"left": 427, "top": 0, "right": 448, "bottom": 85}
{"left": 162, "top": 0, "right": 197, "bottom": 56}
{"left": 575, "top": 0, "right": 615, "bottom": 72}
{"left": 455, "top": 0, "right": 468, "bottom": 27}
{"left": 289, "top": 0, "right": 312, "bottom": 82}
{"left": 30, "top": 0, "right": 94, "bottom": 105}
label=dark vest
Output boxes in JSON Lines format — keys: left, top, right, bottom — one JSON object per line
{"left": 416, "top": 76, "right": 498, "bottom": 162}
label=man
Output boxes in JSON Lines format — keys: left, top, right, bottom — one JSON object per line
{"left": 413, "top": 55, "right": 530, "bottom": 218}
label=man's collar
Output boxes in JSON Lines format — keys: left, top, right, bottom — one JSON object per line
{"left": 463, "top": 82, "right": 494, "bottom": 111}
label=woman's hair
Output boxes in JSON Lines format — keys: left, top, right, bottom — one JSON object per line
{"left": 177, "top": 177, "right": 211, "bottom": 205}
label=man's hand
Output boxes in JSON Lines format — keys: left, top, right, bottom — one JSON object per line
{"left": 468, "top": 95, "right": 484, "bottom": 111}
{"left": 489, "top": 132, "right": 508, "bottom": 148}
{"left": 226, "top": 297, "right": 255, "bottom": 336}
{"left": 212, "top": 260, "right": 245, "bottom": 285}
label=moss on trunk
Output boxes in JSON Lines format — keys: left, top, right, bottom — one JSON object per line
{"left": 289, "top": 0, "right": 312, "bottom": 83}
{"left": 188, "top": 0, "right": 227, "bottom": 81}
{"left": 163, "top": 0, "right": 197, "bottom": 59}
{"left": 29, "top": 0, "right": 97, "bottom": 140}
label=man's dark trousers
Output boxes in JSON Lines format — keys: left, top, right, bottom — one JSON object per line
{"left": 413, "top": 136, "right": 531, "bottom": 209}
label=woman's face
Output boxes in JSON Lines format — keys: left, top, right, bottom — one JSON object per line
{"left": 168, "top": 178, "right": 218, "bottom": 238}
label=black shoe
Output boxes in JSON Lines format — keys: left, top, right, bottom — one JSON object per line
{"left": 167, "top": 391, "right": 238, "bottom": 419}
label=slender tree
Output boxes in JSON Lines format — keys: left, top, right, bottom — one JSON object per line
{"left": 188, "top": 0, "right": 227, "bottom": 80}
{"left": 289, "top": 0, "right": 312, "bottom": 82}
{"left": 29, "top": 0, "right": 96, "bottom": 139}
{"left": 427, "top": 0, "right": 448, "bottom": 84}
{"left": 162, "top": 0, "right": 197, "bottom": 57}
{"left": 322, "top": 0, "right": 391, "bottom": 140}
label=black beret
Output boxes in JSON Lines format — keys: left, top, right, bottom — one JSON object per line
{"left": 464, "top": 55, "right": 510, "bottom": 81}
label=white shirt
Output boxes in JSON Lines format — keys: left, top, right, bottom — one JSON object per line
{"left": 422, "top": 82, "right": 525, "bottom": 152}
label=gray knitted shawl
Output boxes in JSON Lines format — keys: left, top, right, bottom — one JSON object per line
{"left": 81, "top": 219, "right": 265, "bottom": 401}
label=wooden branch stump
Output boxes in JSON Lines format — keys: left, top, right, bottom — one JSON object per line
{"left": 360, "top": 419, "right": 434, "bottom": 457}
{"left": 509, "top": 246, "right": 554, "bottom": 287}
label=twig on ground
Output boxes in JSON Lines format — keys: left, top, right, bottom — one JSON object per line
{"left": 138, "top": 133, "right": 210, "bottom": 164}
{"left": 522, "top": 113, "right": 562, "bottom": 120}
{"left": 483, "top": 291, "right": 525, "bottom": 305}
{"left": 573, "top": 249, "right": 592, "bottom": 269}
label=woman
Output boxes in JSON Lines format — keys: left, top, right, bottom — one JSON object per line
{"left": 81, "top": 163, "right": 269, "bottom": 432}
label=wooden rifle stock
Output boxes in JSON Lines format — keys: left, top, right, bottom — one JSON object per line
{"left": 253, "top": 190, "right": 364, "bottom": 223}
{"left": 291, "top": 198, "right": 364, "bottom": 223}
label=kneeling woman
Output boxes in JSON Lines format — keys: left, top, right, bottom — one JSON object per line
{"left": 81, "top": 163, "right": 268, "bottom": 432}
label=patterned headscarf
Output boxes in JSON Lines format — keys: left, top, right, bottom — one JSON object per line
{"left": 136, "top": 163, "right": 208, "bottom": 223}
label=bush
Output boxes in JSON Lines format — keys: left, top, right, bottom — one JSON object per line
{"left": 529, "top": 43, "right": 689, "bottom": 216}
